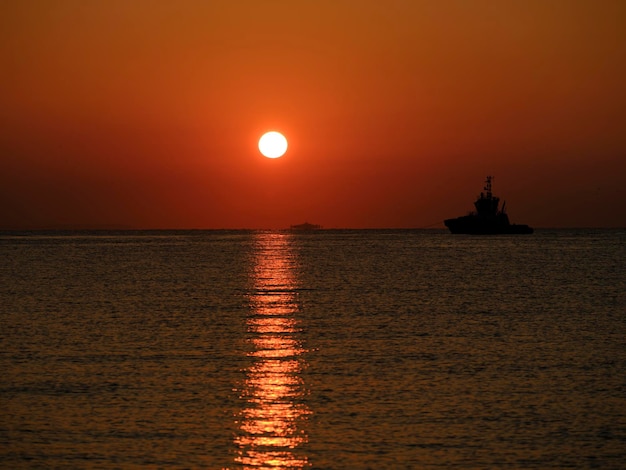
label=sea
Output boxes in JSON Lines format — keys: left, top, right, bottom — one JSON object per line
{"left": 1, "top": 229, "right": 624, "bottom": 469}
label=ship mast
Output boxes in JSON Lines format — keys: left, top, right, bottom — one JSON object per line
{"left": 475, "top": 175, "right": 499, "bottom": 216}
{"left": 484, "top": 176, "right": 493, "bottom": 199}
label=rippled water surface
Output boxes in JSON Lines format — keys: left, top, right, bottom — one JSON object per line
{"left": 1, "top": 229, "right": 625, "bottom": 468}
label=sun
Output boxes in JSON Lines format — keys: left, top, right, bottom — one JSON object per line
{"left": 258, "top": 131, "right": 288, "bottom": 159}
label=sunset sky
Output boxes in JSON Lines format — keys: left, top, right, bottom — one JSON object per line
{"left": 1, "top": 0, "right": 625, "bottom": 229}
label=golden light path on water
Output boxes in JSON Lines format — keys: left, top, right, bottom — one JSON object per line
{"left": 233, "top": 232, "right": 310, "bottom": 469}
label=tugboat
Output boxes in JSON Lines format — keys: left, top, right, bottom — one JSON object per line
{"left": 444, "top": 176, "right": 533, "bottom": 234}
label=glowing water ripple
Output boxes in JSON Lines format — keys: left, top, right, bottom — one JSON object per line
{"left": 233, "top": 233, "right": 310, "bottom": 469}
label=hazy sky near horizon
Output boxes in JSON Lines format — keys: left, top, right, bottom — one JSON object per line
{"left": 1, "top": 0, "right": 625, "bottom": 229}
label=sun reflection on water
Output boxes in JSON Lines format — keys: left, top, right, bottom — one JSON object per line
{"left": 233, "top": 232, "right": 310, "bottom": 469}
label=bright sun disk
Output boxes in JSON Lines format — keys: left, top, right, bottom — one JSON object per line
{"left": 258, "top": 131, "right": 288, "bottom": 158}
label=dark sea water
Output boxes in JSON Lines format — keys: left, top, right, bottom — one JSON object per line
{"left": 1, "top": 229, "right": 625, "bottom": 469}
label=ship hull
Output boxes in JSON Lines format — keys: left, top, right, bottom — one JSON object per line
{"left": 444, "top": 216, "right": 533, "bottom": 235}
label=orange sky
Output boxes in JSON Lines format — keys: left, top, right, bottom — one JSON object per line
{"left": 1, "top": 0, "right": 625, "bottom": 229}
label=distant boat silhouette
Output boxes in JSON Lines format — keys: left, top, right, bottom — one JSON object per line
{"left": 444, "top": 176, "right": 533, "bottom": 234}
{"left": 289, "top": 222, "right": 322, "bottom": 230}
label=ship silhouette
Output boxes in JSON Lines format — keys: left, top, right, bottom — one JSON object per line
{"left": 444, "top": 176, "right": 533, "bottom": 234}
{"left": 289, "top": 222, "right": 322, "bottom": 230}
